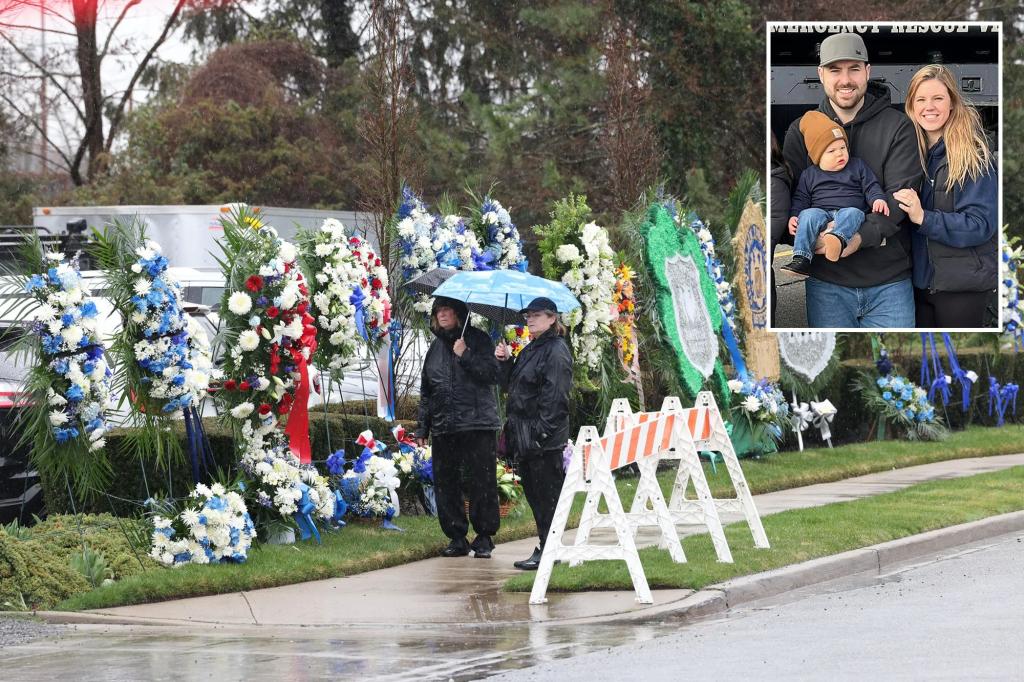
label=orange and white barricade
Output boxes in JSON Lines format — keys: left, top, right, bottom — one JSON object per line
{"left": 667, "top": 392, "right": 770, "bottom": 550}
{"left": 530, "top": 413, "right": 685, "bottom": 605}
{"left": 576, "top": 394, "right": 731, "bottom": 563}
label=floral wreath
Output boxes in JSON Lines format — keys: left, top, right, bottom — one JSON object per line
{"left": 557, "top": 221, "right": 616, "bottom": 373}
{"left": 727, "top": 376, "right": 790, "bottom": 440}
{"left": 1001, "top": 231, "right": 1022, "bottom": 349}
{"left": 346, "top": 233, "right": 392, "bottom": 341}
{"left": 22, "top": 249, "right": 113, "bottom": 495}
{"left": 238, "top": 419, "right": 337, "bottom": 539}
{"left": 150, "top": 483, "right": 255, "bottom": 566}
{"left": 299, "top": 218, "right": 364, "bottom": 375}
{"left": 336, "top": 431, "right": 401, "bottom": 521}
{"left": 216, "top": 208, "right": 317, "bottom": 463}
{"left": 475, "top": 196, "right": 528, "bottom": 272}
{"left": 612, "top": 263, "right": 638, "bottom": 368}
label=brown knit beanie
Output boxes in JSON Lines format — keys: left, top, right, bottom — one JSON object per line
{"left": 800, "top": 111, "right": 848, "bottom": 165}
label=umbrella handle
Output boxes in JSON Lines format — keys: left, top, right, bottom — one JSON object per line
{"left": 461, "top": 291, "right": 472, "bottom": 338}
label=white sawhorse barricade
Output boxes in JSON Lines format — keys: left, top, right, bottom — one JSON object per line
{"left": 529, "top": 391, "right": 769, "bottom": 605}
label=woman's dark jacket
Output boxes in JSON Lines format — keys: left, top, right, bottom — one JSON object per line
{"left": 498, "top": 329, "right": 573, "bottom": 459}
{"left": 911, "top": 137, "right": 998, "bottom": 292}
{"left": 417, "top": 325, "right": 500, "bottom": 438}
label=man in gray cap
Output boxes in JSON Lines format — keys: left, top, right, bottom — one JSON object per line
{"left": 782, "top": 32, "right": 922, "bottom": 328}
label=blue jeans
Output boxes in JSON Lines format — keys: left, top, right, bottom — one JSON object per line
{"left": 793, "top": 207, "right": 865, "bottom": 260}
{"left": 806, "top": 277, "right": 915, "bottom": 328}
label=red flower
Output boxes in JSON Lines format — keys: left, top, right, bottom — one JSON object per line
{"left": 278, "top": 402, "right": 291, "bottom": 415}
{"left": 296, "top": 301, "right": 309, "bottom": 315}
{"left": 266, "top": 306, "right": 279, "bottom": 319}
{"left": 240, "top": 380, "right": 250, "bottom": 391}
{"left": 245, "top": 275, "right": 264, "bottom": 292}
{"left": 302, "top": 312, "right": 315, "bottom": 326}
{"left": 371, "top": 278, "right": 383, "bottom": 290}
{"left": 374, "top": 258, "right": 381, "bottom": 267}
{"left": 258, "top": 403, "right": 271, "bottom": 415}
{"left": 223, "top": 379, "right": 237, "bottom": 390}
{"left": 298, "top": 283, "right": 308, "bottom": 297}
{"left": 283, "top": 262, "right": 292, "bottom": 273}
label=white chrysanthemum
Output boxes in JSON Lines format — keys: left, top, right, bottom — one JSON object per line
{"left": 278, "top": 241, "right": 297, "bottom": 263}
{"left": 230, "top": 402, "right": 255, "bottom": 419}
{"left": 228, "top": 291, "right": 252, "bottom": 316}
{"left": 238, "top": 329, "right": 260, "bottom": 352}
{"left": 556, "top": 244, "right": 581, "bottom": 264}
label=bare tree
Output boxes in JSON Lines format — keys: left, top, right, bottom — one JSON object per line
{"left": 0, "top": 0, "right": 187, "bottom": 184}
{"left": 355, "top": 0, "right": 419, "bottom": 275}
{"left": 600, "top": 9, "right": 660, "bottom": 214}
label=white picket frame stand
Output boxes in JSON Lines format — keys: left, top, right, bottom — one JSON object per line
{"left": 529, "top": 424, "right": 653, "bottom": 605}
{"left": 570, "top": 396, "right": 731, "bottom": 563}
{"left": 665, "top": 392, "right": 770, "bottom": 549}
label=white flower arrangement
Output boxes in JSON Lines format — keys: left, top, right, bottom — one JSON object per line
{"left": 339, "top": 444, "right": 401, "bottom": 519}
{"left": 436, "top": 214, "right": 492, "bottom": 272}
{"left": 239, "top": 420, "right": 336, "bottom": 524}
{"left": 300, "top": 218, "right": 367, "bottom": 373}
{"left": 561, "top": 221, "right": 616, "bottom": 371}
{"left": 476, "top": 196, "right": 527, "bottom": 272}
{"left": 1001, "top": 235, "right": 1022, "bottom": 347}
{"left": 396, "top": 186, "right": 439, "bottom": 288}
{"left": 25, "top": 253, "right": 113, "bottom": 451}
{"left": 120, "top": 240, "right": 206, "bottom": 414}
{"left": 150, "top": 483, "right": 256, "bottom": 566}
{"left": 345, "top": 233, "right": 392, "bottom": 338}
{"left": 728, "top": 376, "right": 791, "bottom": 438}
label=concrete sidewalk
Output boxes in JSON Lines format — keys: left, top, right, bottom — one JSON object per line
{"left": 77, "top": 453, "right": 1024, "bottom": 627}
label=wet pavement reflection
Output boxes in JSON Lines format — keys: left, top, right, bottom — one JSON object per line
{"left": 1, "top": 620, "right": 676, "bottom": 681}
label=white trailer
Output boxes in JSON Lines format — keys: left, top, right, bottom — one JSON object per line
{"left": 31, "top": 204, "right": 378, "bottom": 270}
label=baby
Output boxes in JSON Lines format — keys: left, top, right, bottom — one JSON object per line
{"left": 783, "top": 110, "right": 889, "bottom": 276}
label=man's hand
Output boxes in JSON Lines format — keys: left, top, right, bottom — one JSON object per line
{"left": 453, "top": 338, "right": 466, "bottom": 357}
{"left": 495, "top": 341, "right": 511, "bottom": 361}
{"left": 788, "top": 216, "right": 799, "bottom": 235}
{"left": 872, "top": 199, "right": 890, "bottom": 216}
{"left": 415, "top": 437, "right": 427, "bottom": 448}
{"left": 893, "top": 188, "right": 924, "bottom": 225}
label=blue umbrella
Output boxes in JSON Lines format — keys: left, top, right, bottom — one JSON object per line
{"left": 430, "top": 270, "right": 581, "bottom": 333}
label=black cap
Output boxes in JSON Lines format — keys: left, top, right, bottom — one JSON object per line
{"left": 432, "top": 296, "right": 468, "bottom": 320}
{"left": 519, "top": 296, "right": 558, "bottom": 315}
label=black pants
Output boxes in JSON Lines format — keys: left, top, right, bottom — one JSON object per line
{"left": 519, "top": 448, "right": 566, "bottom": 548}
{"left": 432, "top": 430, "right": 500, "bottom": 548}
{"left": 914, "top": 288, "right": 990, "bottom": 328}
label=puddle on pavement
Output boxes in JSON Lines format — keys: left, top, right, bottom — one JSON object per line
{"left": 0, "top": 621, "right": 675, "bottom": 681}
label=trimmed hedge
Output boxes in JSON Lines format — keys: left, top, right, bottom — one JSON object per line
{"left": 39, "top": 412, "right": 406, "bottom": 516}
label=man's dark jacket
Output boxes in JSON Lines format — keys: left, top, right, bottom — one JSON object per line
{"left": 417, "top": 325, "right": 500, "bottom": 438}
{"left": 498, "top": 329, "right": 573, "bottom": 459}
{"left": 783, "top": 82, "right": 923, "bottom": 288}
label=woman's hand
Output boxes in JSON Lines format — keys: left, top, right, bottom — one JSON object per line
{"left": 453, "top": 338, "right": 466, "bottom": 357}
{"left": 894, "top": 188, "right": 924, "bottom": 225}
{"left": 495, "top": 341, "right": 511, "bottom": 361}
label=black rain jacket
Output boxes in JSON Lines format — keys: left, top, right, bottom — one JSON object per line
{"left": 417, "top": 325, "right": 500, "bottom": 438}
{"left": 498, "top": 329, "right": 573, "bottom": 460}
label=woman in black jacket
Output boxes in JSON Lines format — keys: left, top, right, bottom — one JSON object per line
{"left": 495, "top": 296, "right": 573, "bottom": 570}
{"left": 416, "top": 297, "right": 501, "bottom": 558}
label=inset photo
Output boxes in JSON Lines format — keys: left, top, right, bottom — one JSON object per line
{"left": 767, "top": 22, "right": 1001, "bottom": 331}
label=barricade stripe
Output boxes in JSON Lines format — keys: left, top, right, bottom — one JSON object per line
{"left": 660, "top": 413, "right": 675, "bottom": 450}
{"left": 625, "top": 423, "right": 642, "bottom": 465}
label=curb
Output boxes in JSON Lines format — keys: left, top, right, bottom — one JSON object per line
{"left": 9, "top": 511, "right": 1024, "bottom": 629}
{"left": 598, "top": 510, "right": 1024, "bottom": 625}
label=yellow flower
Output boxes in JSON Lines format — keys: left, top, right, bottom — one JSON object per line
{"left": 243, "top": 215, "right": 264, "bottom": 230}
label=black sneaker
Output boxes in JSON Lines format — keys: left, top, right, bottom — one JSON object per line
{"left": 441, "top": 538, "right": 470, "bottom": 557}
{"left": 781, "top": 255, "right": 811, "bottom": 277}
{"left": 471, "top": 535, "right": 494, "bottom": 559}
{"left": 513, "top": 545, "right": 543, "bottom": 570}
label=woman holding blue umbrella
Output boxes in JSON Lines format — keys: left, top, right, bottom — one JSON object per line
{"left": 415, "top": 296, "right": 502, "bottom": 559}
{"left": 495, "top": 296, "right": 574, "bottom": 571}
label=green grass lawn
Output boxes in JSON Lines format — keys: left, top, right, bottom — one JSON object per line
{"left": 504, "top": 466, "right": 1024, "bottom": 593}
{"left": 53, "top": 425, "right": 1023, "bottom": 611}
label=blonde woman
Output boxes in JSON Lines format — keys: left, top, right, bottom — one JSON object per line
{"left": 893, "top": 64, "right": 998, "bottom": 328}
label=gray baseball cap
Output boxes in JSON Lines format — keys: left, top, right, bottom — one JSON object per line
{"left": 819, "top": 33, "right": 869, "bottom": 66}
